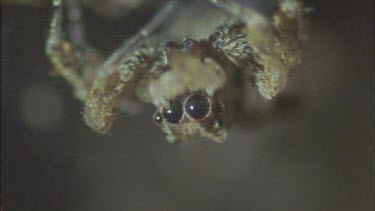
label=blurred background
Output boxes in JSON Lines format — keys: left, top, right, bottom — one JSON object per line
{"left": 1, "top": 0, "right": 374, "bottom": 210}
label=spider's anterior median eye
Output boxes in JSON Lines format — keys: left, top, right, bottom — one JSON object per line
{"left": 185, "top": 94, "right": 210, "bottom": 119}
{"left": 163, "top": 99, "right": 183, "bottom": 124}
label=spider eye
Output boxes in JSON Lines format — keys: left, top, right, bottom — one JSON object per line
{"left": 185, "top": 94, "right": 210, "bottom": 119}
{"left": 214, "top": 117, "right": 224, "bottom": 128}
{"left": 163, "top": 99, "right": 183, "bottom": 124}
{"left": 211, "top": 102, "right": 224, "bottom": 114}
{"left": 153, "top": 113, "right": 163, "bottom": 125}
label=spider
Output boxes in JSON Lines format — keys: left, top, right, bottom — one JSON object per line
{"left": 46, "top": 0, "right": 305, "bottom": 143}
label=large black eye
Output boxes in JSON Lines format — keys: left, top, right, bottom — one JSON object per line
{"left": 185, "top": 94, "right": 210, "bottom": 119}
{"left": 163, "top": 99, "right": 183, "bottom": 124}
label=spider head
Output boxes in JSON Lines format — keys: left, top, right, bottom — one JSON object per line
{"left": 153, "top": 92, "right": 229, "bottom": 143}
{"left": 135, "top": 39, "right": 230, "bottom": 142}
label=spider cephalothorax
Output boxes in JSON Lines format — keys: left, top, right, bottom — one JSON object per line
{"left": 46, "top": 0, "right": 305, "bottom": 143}
{"left": 134, "top": 38, "right": 230, "bottom": 142}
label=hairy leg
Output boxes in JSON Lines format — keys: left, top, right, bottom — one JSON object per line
{"left": 227, "top": 70, "right": 304, "bottom": 127}
{"left": 273, "top": 0, "right": 304, "bottom": 70}
{"left": 83, "top": 46, "right": 156, "bottom": 134}
{"left": 46, "top": 0, "right": 177, "bottom": 134}
{"left": 207, "top": 0, "right": 293, "bottom": 100}
{"left": 83, "top": 1, "right": 177, "bottom": 134}
{"left": 46, "top": 0, "right": 101, "bottom": 101}
{"left": 207, "top": 0, "right": 275, "bottom": 55}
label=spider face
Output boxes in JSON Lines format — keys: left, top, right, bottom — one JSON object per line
{"left": 153, "top": 92, "right": 227, "bottom": 143}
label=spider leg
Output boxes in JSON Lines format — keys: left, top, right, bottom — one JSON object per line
{"left": 83, "top": 47, "right": 156, "bottom": 134}
{"left": 207, "top": 0, "right": 294, "bottom": 100}
{"left": 65, "top": 0, "right": 87, "bottom": 47}
{"left": 83, "top": 1, "right": 177, "bottom": 134}
{"left": 225, "top": 69, "right": 304, "bottom": 126}
{"left": 46, "top": 0, "right": 101, "bottom": 101}
{"left": 207, "top": 0, "right": 275, "bottom": 54}
{"left": 208, "top": 19, "right": 258, "bottom": 73}
{"left": 273, "top": 0, "right": 304, "bottom": 70}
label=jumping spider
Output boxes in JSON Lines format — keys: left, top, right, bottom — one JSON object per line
{"left": 46, "top": 0, "right": 305, "bottom": 143}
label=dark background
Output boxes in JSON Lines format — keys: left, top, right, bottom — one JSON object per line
{"left": 2, "top": 0, "right": 374, "bottom": 210}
